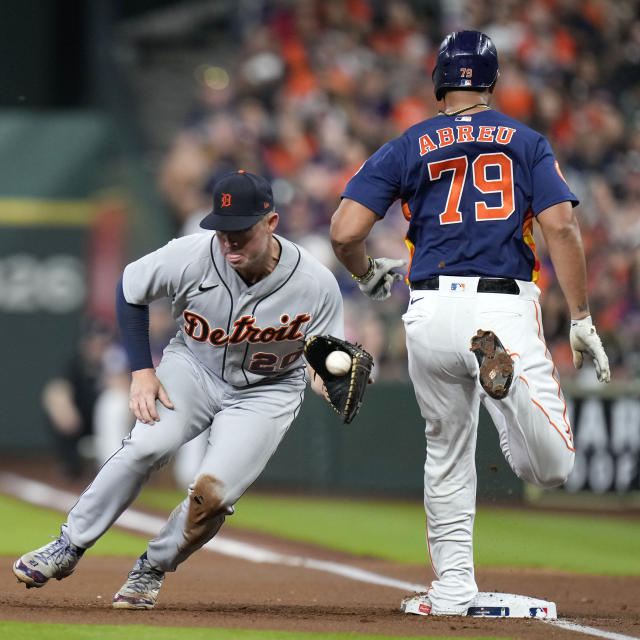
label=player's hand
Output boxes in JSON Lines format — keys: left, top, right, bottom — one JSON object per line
{"left": 129, "top": 368, "right": 175, "bottom": 424}
{"left": 569, "top": 316, "right": 610, "bottom": 383}
{"left": 357, "top": 258, "right": 406, "bottom": 301}
{"left": 307, "top": 364, "right": 329, "bottom": 399}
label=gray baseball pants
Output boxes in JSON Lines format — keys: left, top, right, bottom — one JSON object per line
{"left": 66, "top": 343, "right": 306, "bottom": 571}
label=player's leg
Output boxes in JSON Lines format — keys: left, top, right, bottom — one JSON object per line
{"left": 403, "top": 296, "right": 480, "bottom": 614}
{"left": 66, "top": 349, "right": 218, "bottom": 548}
{"left": 92, "top": 382, "right": 134, "bottom": 467}
{"left": 13, "top": 348, "right": 215, "bottom": 589}
{"left": 115, "top": 429, "right": 212, "bottom": 609}
{"left": 172, "top": 428, "right": 209, "bottom": 489}
{"left": 146, "top": 377, "right": 305, "bottom": 570}
{"left": 472, "top": 291, "right": 575, "bottom": 488}
{"left": 112, "top": 375, "right": 305, "bottom": 609}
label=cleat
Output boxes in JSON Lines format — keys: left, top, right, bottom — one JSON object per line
{"left": 402, "top": 591, "right": 557, "bottom": 618}
{"left": 470, "top": 330, "right": 514, "bottom": 399}
{"left": 13, "top": 527, "right": 85, "bottom": 588}
{"left": 401, "top": 592, "right": 468, "bottom": 616}
{"left": 113, "top": 553, "right": 165, "bottom": 610}
{"left": 401, "top": 591, "right": 433, "bottom": 615}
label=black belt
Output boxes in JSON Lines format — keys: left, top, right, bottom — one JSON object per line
{"left": 410, "top": 276, "right": 520, "bottom": 295}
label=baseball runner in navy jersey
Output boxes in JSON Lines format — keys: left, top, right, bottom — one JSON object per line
{"left": 330, "top": 31, "right": 610, "bottom": 616}
{"left": 13, "top": 170, "right": 345, "bottom": 609}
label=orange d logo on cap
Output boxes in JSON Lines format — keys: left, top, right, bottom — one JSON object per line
{"left": 200, "top": 170, "right": 274, "bottom": 231}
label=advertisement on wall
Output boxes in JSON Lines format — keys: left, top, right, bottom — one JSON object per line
{"left": 0, "top": 113, "right": 121, "bottom": 451}
{"left": 563, "top": 395, "right": 640, "bottom": 494}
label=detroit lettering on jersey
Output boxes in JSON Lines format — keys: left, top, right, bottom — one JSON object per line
{"left": 183, "top": 312, "right": 310, "bottom": 346}
{"left": 121, "top": 232, "right": 344, "bottom": 386}
{"left": 343, "top": 109, "right": 578, "bottom": 283}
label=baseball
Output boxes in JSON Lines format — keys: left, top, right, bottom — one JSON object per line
{"left": 325, "top": 350, "right": 351, "bottom": 376}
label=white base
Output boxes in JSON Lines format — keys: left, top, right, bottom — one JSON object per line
{"left": 401, "top": 591, "right": 557, "bottom": 619}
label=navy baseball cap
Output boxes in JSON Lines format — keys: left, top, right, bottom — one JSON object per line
{"left": 200, "top": 170, "right": 274, "bottom": 231}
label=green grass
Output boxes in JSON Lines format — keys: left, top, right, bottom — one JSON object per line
{"left": 1, "top": 487, "right": 638, "bottom": 576}
{"left": 0, "top": 622, "right": 506, "bottom": 640}
{"left": 135, "top": 488, "right": 640, "bottom": 576}
{"left": 0, "top": 495, "right": 148, "bottom": 556}
{"left": 137, "top": 488, "right": 430, "bottom": 563}
{"left": 474, "top": 509, "right": 640, "bottom": 574}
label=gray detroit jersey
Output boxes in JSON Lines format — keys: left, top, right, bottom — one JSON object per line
{"left": 122, "top": 233, "right": 344, "bottom": 386}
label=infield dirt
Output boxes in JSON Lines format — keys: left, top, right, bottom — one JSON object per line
{"left": 2, "top": 523, "right": 639, "bottom": 640}
{"left": 1, "top": 460, "right": 638, "bottom": 640}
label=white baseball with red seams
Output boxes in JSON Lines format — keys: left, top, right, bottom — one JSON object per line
{"left": 325, "top": 350, "right": 351, "bottom": 376}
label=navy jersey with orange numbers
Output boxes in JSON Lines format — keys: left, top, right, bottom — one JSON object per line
{"left": 342, "top": 109, "right": 578, "bottom": 283}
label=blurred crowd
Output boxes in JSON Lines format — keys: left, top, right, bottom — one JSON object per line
{"left": 42, "top": 0, "right": 640, "bottom": 482}
{"left": 152, "top": 0, "right": 640, "bottom": 383}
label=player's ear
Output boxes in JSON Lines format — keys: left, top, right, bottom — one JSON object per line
{"left": 265, "top": 211, "right": 279, "bottom": 232}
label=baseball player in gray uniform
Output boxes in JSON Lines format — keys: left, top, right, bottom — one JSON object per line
{"left": 13, "top": 170, "right": 344, "bottom": 609}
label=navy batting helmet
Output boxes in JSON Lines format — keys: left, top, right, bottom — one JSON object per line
{"left": 432, "top": 30, "right": 499, "bottom": 101}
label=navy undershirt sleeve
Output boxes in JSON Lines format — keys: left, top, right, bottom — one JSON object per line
{"left": 116, "top": 275, "right": 154, "bottom": 371}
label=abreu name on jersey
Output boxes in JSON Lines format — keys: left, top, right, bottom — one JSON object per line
{"left": 342, "top": 109, "right": 578, "bottom": 283}
{"left": 419, "top": 123, "right": 515, "bottom": 156}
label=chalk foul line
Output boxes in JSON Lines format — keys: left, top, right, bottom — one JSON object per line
{"left": 0, "top": 472, "right": 424, "bottom": 593}
{"left": 0, "top": 472, "right": 636, "bottom": 640}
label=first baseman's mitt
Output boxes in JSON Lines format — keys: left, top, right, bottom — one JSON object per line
{"left": 304, "top": 335, "right": 374, "bottom": 424}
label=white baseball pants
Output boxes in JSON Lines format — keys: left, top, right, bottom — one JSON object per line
{"left": 402, "top": 275, "right": 575, "bottom": 614}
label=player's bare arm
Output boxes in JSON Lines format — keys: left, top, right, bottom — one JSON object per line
{"left": 536, "top": 202, "right": 589, "bottom": 320}
{"left": 330, "top": 199, "right": 379, "bottom": 276}
{"left": 537, "top": 202, "right": 610, "bottom": 381}
{"left": 129, "top": 368, "right": 174, "bottom": 425}
{"left": 330, "top": 199, "right": 406, "bottom": 301}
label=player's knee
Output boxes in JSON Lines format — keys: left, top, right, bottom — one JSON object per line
{"left": 543, "top": 461, "right": 574, "bottom": 489}
{"left": 180, "top": 474, "right": 232, "bottom": 551}
{"left": 189, "top": 473, "right": 233, "bottom": 519}
{"left": 534, "top": 471, "right": 567, "bottom": 489}
{"left": 529, "top": 449, "right": 575, "bottom": 489}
